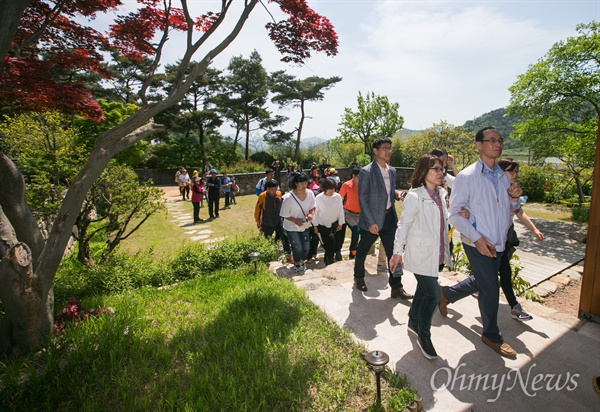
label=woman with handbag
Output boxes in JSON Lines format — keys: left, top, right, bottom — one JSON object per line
{"left": 390, "top": 154, "right": 451, "bottom": 360}
{"left": 313, "top": 178, "right": 345, "bottom": 266}
{"left": 497, "top": 159, "right": 544, "bottom": 321}
{"left": 280, "top": 172, "right": 316, "bottom": 273}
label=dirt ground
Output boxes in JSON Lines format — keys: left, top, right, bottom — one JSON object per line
{"left": 540, "top": 277, "right": 582, "bottom": 318}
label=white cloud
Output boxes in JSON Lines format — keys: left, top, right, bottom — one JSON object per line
{"left": 87, "top": 1, "right": 598, "bottom": 138}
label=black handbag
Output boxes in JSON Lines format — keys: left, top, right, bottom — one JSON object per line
{"left": 506, "top": 223, "right": 520, "bottom": 247}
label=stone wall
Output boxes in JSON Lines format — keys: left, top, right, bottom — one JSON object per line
{"left": 135, "top": 166, "right": 414, "bottom": 195}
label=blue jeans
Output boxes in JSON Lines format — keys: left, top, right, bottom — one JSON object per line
{"left": 444, "top": 243, "right": 504, "bottom": 343}
{"left": 286, "top": 229, "right": 311, "bottom": 264}
{"left": 409, "top": 273, "right": 441, "bottom": 340}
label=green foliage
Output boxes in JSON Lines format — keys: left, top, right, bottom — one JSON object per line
{"left": 0, "top": 111, "right": 84, "bottom": 183}
{"left": 168, "top": 237, "right": 280, "bottom": 280}
{"left": 327, "top": 137, "right": 363, "bottom": 167}
{"left": 450, "top": 242, "right": 471, "bottom": 276}
{"left": 1, "top": 270, "right": 415, "bottom": 411}
{"left": 53, "top": 236, "right": 281, "bottom": 305}
{"left": 509, "top": 255, "right": 541, "bottom": 302}
{"left": 463, "top": 108, "right": 518, "bottom": 146}
{"left": 250, "top": 151, "right": 275, "bottom": 167}
{"left": 270, "top": 71, "right": 342, "bottom": 160}
{"left": 225, "top": 159, "right": 268, "bottom": 173}
{"left": 571, "top": 204, "right": 590, "bottom": 223}
{"left": 508, "top": 22, "right": 599, "bottom": 204}
{"left": 397, "top": 121, "right": 478, "bottom": 169}
{"left": 517, "top": 165, "right": 547, "bottom": 202}
{"left": 450, "top": 244, "right": 540, "bottom": 302}
{"left": 338, "top": 91, "right": 404, "bottom": 155}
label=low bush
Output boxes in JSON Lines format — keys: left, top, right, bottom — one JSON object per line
{"left": 518, "top": 164, "right": 547, "bottom": 202}
{"left": 571, "top": 204, "right": 590, "bottom": 223}
{"left": 54, "top": 236, "right": 280, "bottom": 311}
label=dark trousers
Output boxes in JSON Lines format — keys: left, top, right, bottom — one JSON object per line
{"left": 180, "top": 185, "right": 190, "bottom": 200}
{"left": 306, "top": 231, "right": 320, "bottom": 260}
{"left": 409, "top": 273, "right": 441, "bottom": 340}
{"left": 342, "top": 224, "right": 360, "bottom": 257}
{"left": 192, "top": 201, "right": 201, "bottom": 222}
{"left": 318, "top": 224, "right": 345, "bottom": 265}
{"left": 281, "top": 227, "right": 291, "bottom": 254}
{"left": 444, "top": 243, "right": 504, "bottom": 343}
{"left": 353, "top": 210, "right": 403, "bottom": 289}
{"left": 499, "top": 245, "right": 518, "bottom": 308}
{"left": 208, "top": 194, "right": 220, "bottom": 218}
{"left": 262, "top": 224, "right": 282, "bottom": 242}
{"left": 224, "top": 192, "right": 231, "bottom": 207}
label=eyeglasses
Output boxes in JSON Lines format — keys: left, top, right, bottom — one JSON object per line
{"left": 377, "top": 146, "right": 393, "bottom": 151}
{"left": 480, "top": 138, "right": 504, "bottom": 145}
{"left": 429, "top": 167, "right": 445, "bottom": 173}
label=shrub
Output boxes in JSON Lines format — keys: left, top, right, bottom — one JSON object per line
{"left": 53, "top": 237, "right": 280, "bottom": 312}
{"left": 518, "top": 165, "right": 547, "bottom": 202}
{"left": 571, "top": 204, "right": 590, "bottom": 223}
{"left": 168, "top": 236, "right": 280, "bottom": 279}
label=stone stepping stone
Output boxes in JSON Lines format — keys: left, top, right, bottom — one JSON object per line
{"left": 203, "top": 237, "right": 225, "bottom": 244}
{"left": 191, "top": 234, "right": 210, "bottom": 241}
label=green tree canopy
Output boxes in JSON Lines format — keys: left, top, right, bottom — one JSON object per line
{"left": 507, "top": 21, "right": 600, "bottom": 203}
{"left": 270, "top": 72, "right": 341, "bottom": 161}
{"left": 338, "top": 91, "right": 404, "bottom": 155}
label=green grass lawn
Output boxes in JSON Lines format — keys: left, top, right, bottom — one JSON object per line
{"left": 118, "top": 190, "right": 261, "bottom": 260}
{"left": 1, "top": 269, "right": 414, "bottom": 411}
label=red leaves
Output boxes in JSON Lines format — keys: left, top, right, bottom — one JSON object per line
{"left": 109, "top": 5, "right": 188, "bottom": 60}
{"left": 266, "top": 0, "right": 338, "bottom": 64}
{"left": 0, "top": 56, "right": 105, "bottom": 121}
{"left": 195, "top": 12, "right": 220, "bottom": 33}
{"left": 53, "top": 297, "right": 112, "bottom": 334}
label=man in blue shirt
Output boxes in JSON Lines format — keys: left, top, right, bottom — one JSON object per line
{"left": 440, "top": 127, "right": 523, "bottom": 357}
{"left": 221, "top": 172, "right": 232, "bottom": 208}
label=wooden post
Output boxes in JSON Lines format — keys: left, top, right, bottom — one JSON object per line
{"left": 579, "top": 118, "right": 600, "bottom": 321}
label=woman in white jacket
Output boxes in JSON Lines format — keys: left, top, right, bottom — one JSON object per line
{"left": 390, "top": 154, "right": 451, "bottom": 360}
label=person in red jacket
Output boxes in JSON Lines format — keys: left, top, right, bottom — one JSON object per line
{"left": 191, "top": 176, "right": 205, "bottom": 223}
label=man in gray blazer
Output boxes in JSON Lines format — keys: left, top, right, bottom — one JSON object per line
{"left": 354, "top": 137, "right": 413, "bottom": 299}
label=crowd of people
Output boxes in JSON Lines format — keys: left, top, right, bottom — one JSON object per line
{"left": 175, "top": 166, "right": 238, "bottom": 223}
{"left": 178, "top": 126, "right": 543, "bottom": 362}
{"left": 251, "top": 127, "right": 544, "bottom": 362}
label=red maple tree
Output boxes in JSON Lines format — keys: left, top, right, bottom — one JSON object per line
{"left": 0, "top": 0, "right": 338, "bottom": 121}
{"left": 0, "top": 0, "right": 337, "bottom": 357}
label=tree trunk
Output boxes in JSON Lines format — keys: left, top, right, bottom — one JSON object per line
{"left": 0, "top": 239, "right": 53, "bottom": 358}
{"left": 294, "top": 101, "right": 306, "bottom": 162}
{"left": 244, "top": 118, "right": 250, "bottom": 160}
{"left": 0, "top": 0, "right": 31, "bottom": 61}
{"left": 75, "top": 209, "right": 94, "bottom": 266}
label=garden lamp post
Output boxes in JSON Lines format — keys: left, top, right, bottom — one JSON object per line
{"left": 248, "top": 252, "right": 260, "bottom": 273}
{"left": 365, "top": 349, "right": 389, "bottom": 405}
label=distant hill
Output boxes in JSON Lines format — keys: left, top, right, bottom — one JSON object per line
{"left": 463, "top": 108, "right": 516, "bottom": 139}
{"left": 398, "top": 129, "right": 420, "bottom": 139}
{"left": 300, "top": 136, "right": 327, "bottom": 147}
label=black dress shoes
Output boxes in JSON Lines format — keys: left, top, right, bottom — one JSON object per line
{"left": 354, "top": 278, "right": 367, "bottom": 291}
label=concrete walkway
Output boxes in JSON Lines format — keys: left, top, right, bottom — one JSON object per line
{"left": 269, "top": 254, "right": 599, "bottom": 411}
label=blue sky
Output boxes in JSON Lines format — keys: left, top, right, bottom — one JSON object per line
{"left": 107, "top": 1, "right": 600, "bottom": 141}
